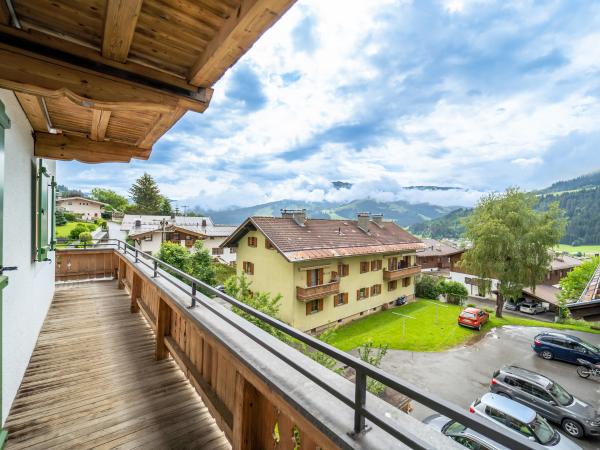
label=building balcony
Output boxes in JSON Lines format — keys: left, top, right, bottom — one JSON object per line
{"left": 5, "top": 243, "right": 533, "bottom": 450}
{"left": 383, "top": 265, "right": 422, "bottom": 281}
{"left": 296, "top": 281, "right": 340, "bottom": 302}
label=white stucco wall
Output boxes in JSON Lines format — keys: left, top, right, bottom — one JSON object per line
{"left": 1, "top": 89, "right": 56, "bottom": 424}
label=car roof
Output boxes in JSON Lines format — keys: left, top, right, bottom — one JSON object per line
{"left": 499, "top": 366, "right": 552, "bottom": 388}
{"left": 537, "top": 331, "right": 579, "bottom": 341}
{"left": 463, "top": 307, "right": 480, "bottom": 313}
{"left": 480, "top": 393, "right": 536, "bottom": 424}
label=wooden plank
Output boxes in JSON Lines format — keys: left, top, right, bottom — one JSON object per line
{"left": 15, "top": 92, "right": 48, "bottom": 131}
{"left": 137, "top": 106, "right": 186, "bottom": 149}
{"left": 0, "top": 44, "right": 209, "bottom": 113}
{"left": 102, "top": 0, "right": 144, "bottom": 62}
{"left": 0, "top": 1, "right": 9, "bottom": 25}
{"left": 188, "top": 0, "right": 296, "bottom": 86}
{"left": 118, "top": 258, "right": 126, "bottom": 289}
{"left": 35, "top": 132, "right": 150, "bottom": 163}
{"left": 0, "top": 24, "right": 197, "bottom": 91}
{"left": 130, "top": 273, "right": 141, "bottom": 313}
{"left": 90, "top": 109, "right": 111, "bottom": 141}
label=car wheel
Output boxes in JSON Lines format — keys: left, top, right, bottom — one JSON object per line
{"left": 562, "top": 419, "right": 584, "bottom": 439}
{"left": 540, "top": 350, "right": 554, "bottom": 360}
{"left": 477, "top": 325, "right": 481, "bottom": 331}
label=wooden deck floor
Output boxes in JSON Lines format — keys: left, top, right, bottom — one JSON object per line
{"left": 5, "top": 281, "right": 231, "bottom": 450}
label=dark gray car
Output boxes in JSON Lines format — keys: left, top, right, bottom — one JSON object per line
{"left": 490, "top": 366, "right": 600, "bottom": 439}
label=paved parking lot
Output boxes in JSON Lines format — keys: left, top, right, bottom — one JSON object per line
{"left": 381, "top": 326, "right": 600, "bottom": 450}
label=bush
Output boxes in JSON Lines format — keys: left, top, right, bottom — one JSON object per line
{"left": 415, "top": 275, "right": 442, "bottom": 299}
{"left": 78, "top": 231, "right": 92, "bottom": 243}
{"left": 467, "top": 303, "right": 476, "bottom": 308}
{"left": 63, "top": 211, "right": 80, "bottom": 222}
{"left": 484, "top": 307, "right": 494, "bottom": 314}
{"left": 439, "top": 280, "right": 469, "bottom": 305}
{"left": 86, "top": 223, "right": 97, "bottom": 231}
{"left": 69, "top": 224, "right": 89, "bottom": 239}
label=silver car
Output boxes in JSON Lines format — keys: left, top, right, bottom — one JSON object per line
{"left": 490, "top": 366, "right": 600, "bottom": 439}
{"left": 519, "top": 302, "right": 546, "bottom": 314}
{"left": 423, "top": 414, "right": 510, "bottom": 450}
{"left": 470, "top": 393, "right": 581, "bottom": 449}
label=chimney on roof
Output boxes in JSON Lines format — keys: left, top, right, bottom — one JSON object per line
{"left": 371, "top": 213, "right": 384, "bottom": 228}
{"left": 357, "top": 212, "right": 370, "bottom": 233}
{"left": 134, "top": 219, "right": 141, "bottom": 228}
{"left": 170, "top": 213, "right": 175, "bottom": 219}
{"left": 201, "top": 219, "right": 207, "bottom": 227}
{"left": 281, "top": 209, "right": 306, "bottom": 227}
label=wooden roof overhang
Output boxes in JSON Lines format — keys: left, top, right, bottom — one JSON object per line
{"left": 0, "top": 0, "right": 295, "bottom": 163}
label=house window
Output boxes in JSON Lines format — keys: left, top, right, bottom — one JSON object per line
{"left": 388, "top": 257, "right": 398, "bottom": 271}
{"left": 337, "top": 263, "right": 349, "bottom": 277}
{"left": 371, "top": 260, "right": 382, "bottom": 271}
{"left": 230, "top": 247, "right": 237, "bottom": 254}
{"left": 306, "top": 299, "right": 323, "bottom": 315}
{"left": 144, "top": 235, "right": 152, "bottom": 241}
{"left": 243, "top": 261, "right": 254, "bottom": 275}
{"left": 356, "top": 287, "right": 369, "bottom": 300}
{"left": 186, "top": 235, "right": 193, "bottom": 240}
{"left": 371, "top": 284, "right": 382, "bottom": 296}
{"left": 265, "top": 240, "right": 275, "bottom": 250}
{"left": 306, "top": 268, "right": 324, "bottom": 287}
{"left": 388, "top": 280, "right": 397, "bottom": 291}
{"left": 173, "top": 233, "right": 180, "bottom": 241}
{"left": 334, "top": 293, "right": 348, "bottom": 307}
{"left": 212, "top": 248, "right": 224, "bottom": 255}
{"left": 400, "top": 255, "right": 411, "bottom": 268}
{"left": 248, "top": 236, "right": 257, "bottom": 247}
{"left": 360, "top": 261, "right": 370, "bottom": 273}
{"left": 402, "top": 277, "right": 411, "bottom": 287}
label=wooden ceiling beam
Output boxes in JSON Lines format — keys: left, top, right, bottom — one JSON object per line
{"left": 0, "top": 43, "right": 211, "bottom": 113}
{"left": 102, "top": 0, "right": 144, "bottom": 63}
{"left": 15, "top": 92, "right": 48, "bottom": 132}
{"left": 35, "top": 132, "right": 150, "bottom": 163}
{"left": 90, "top": 110, "right": 111, "bottom": 141}
{"left": 0, "top": 25, "right": 211, "bottom": 103}
{"left": 0, "top": 1, "right": 9, "bottom": 25}
{"left": 188, "top": 0, "right": 296, "bottom": 87}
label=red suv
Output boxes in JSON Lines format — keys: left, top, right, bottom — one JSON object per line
{"left": 458, "top": 307, "right": 489, "bottom": 330}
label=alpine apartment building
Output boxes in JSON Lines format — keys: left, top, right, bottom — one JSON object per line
{"left": 56, "top": 196, "right": 107, "bottom": 220}
{"left": 121, "top": 215, "right": 237, "bottom": 264}
{"left": 221, "top": 210, "right": 425, "bottom": 332}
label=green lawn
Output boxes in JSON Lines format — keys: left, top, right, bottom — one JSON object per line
{"left": 56, "top": 222, "right": 97, "bottom": 238}
{"left": 555, "top": 244, "right": 600, "bottom": 255}
{"left": 327, "top": 299, "right": 599, "bottom": 352}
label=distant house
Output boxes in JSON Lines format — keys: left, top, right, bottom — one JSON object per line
{"left": 567, "top": 260, "right": 600, "bottom": 321}
{"left": 416, "top": 238, "right": 466, "bottom": 271}
{"left": 56, "top": 196, "right": 107, "bottom": 221}
{"left": 220, "top": 210, "right": 425, "bottom": 333}
{"left": 121, "top": 215, "right": 237, "bottom": 264}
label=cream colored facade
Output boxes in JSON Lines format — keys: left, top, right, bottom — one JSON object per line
{"left": 236, "top": 229, "right": 417, "bottom": 332}
{"left": 57, "top": 197, "right": 105, "bottom": 221}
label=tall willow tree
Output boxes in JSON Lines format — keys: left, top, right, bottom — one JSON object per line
{"left": 462, "top": 188, "right": 566, "bottom": 317}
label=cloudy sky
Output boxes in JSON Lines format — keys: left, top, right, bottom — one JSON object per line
{"left": 58, "top": 0, "right": 600, "bottom": 210}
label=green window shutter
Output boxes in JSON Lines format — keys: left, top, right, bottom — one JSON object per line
{"left": 34, "top": 158, "right": 53, "bottom": 261}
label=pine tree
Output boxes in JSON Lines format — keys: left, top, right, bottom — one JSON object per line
{"left": 129, "top": 173, "right": 162, "bottom": 214}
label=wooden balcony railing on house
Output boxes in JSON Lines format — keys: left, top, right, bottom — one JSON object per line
{"left": 296, "top": 281, "right": 340, "bottom": 302}
{"left": 43, "top": 241, "right": 543, "bottom": 450}
{"left": 383, "top": 265, "right": 422, "bottom": 281}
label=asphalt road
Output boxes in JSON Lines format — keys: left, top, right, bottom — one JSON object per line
{"left": 381, "top": 326, "right": 600, "bottom": 450}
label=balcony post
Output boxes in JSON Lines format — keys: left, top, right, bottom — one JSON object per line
{"left": 353, "top": 370, "right": 367, "bottom": 436}
{"left": 232, "top": 372, "right": 259, "bottom": 450}
{"left": 130, "top": 273, "right": 141, "bottom": 313}
{"left": 190, "top": 281, "right": 197, "bottom": 308}
{"left": 155, "top": 298, "right": 171, "bottom": 360}
{"left": 152, "top": 260, "right": 158, "bottom": 278}
{"left": 117, "top": 258, "right": 125, "bottom": 289}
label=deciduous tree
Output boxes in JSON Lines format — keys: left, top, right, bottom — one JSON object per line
{"left": 90, "top": 188, "right": 128, "bottom": 211}
{"left": 462, "top": 188, "right": 566, "bottom": 317}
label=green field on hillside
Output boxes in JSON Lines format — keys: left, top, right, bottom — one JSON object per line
{"left": 555, "top": 244, "right": 600, "bottom": 255}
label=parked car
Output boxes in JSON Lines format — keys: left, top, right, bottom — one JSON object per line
{"left": 519, "top": 302, "right": 546, "bottom": 315}
{"left": 504, "top": 300, "right": 524, "bottom": 311}
{"left": 458, "top": 307, "right": 489, "bottom": 330}
{"left": 532, "top": 332, "right": 600, "bottom": 365}
{"left": 423, "top": 414, "right": 509, "bottom": 450}
{"left": 490, "top": 366, "right": 600, "bottom": 438}
{"left": 470, "top": 393, "right": 581, "bottom": 449}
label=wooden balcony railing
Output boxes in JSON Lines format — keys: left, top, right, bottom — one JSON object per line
{"left": 52, "top": 242, "right": 540, "bottom": 450}
{"left": 383, "top": 265, "right": 422, "bottom": 281}
{"left": 296, "top": 281, "right": 340, "bottom": 302}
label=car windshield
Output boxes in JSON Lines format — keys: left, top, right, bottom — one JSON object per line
{"left": 530, "top": 414, "right": 555, "bottom": 444}
{"left": 579, "top": 340, "right": 599, "bottom": 354}
{"left": 443, "top": 420, "right": 466, "bottom": 435}
{"left": 461, "top": 312, "right": 476, "bottom": 319}
{"left": 548, "top": 382, "right": 573, "bottom": 406}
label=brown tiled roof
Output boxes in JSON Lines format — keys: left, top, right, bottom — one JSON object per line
{"left": 416, "top": 238, "right": 465, "bottom": 257}
{"left": 523, "top": 285, "right": 561, "bottom": 306}
{"left": 222, "top": 216, "right": 425, "bottom": 262}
